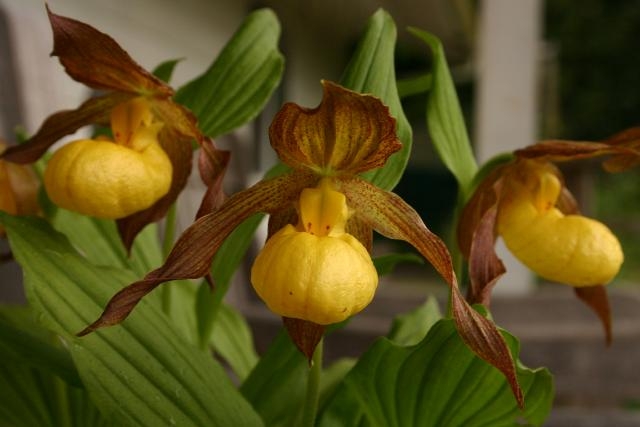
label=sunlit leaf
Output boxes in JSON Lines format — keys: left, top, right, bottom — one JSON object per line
{"left": 318, "top": 317, "right": 554, "bottom": 427}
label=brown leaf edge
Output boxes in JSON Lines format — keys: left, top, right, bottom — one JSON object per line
{"left": 574, "top": 285, "right": 612, "bottom": 346}
{"left": 78, "top": 171, "right": 316, "bottom": 336}
{"left": 282, "top": 317, "right": 325, "bottom": 362}
{"left": 467, "top": 205, "right": 506, "bottom": 306}
{"left": 1, "top": 93, "right": 130, "bottom": 164}
{"left": 195, "top": 139, "right": 230, "bottom": 219}
{"left": 269, "top": 81, "right": 402, "bottom": 175}
{"left": 46, "top": 5, "right": 171, "bottom": 95}
{"left": 338, "top": 176, "right": 524, "bottom": 408}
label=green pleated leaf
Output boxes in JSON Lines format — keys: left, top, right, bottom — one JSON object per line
{"left": 387, "top": 296, "right": 441, "bottom": 346}
{"left": 175, "top": 8, "right": 284, "bottom": 138}
{"left": 373, "top": 252, "right": 424, "bottom": 276}
{"left": 51, "top": 208, "right": 162, "bottom": 277}
{"left": 0, "top": 306, "right": 81, "bottom": 387}
{"left": 341, "top": 9, "right": 412, "bottom": 191}
{"left": 210, "top": 303, "right": 258, "bottom": 381}
{"left": 162, "top": 278, "right": 259, "bottom": 382}
{"left": 318, "top": 317, "right": 554, "bottom": 427}
{"left": 0, "top": 361, "right": 110, "bottom": 427}
{"left": 1, "top": 214, "right": 263, "bottom": 427}
{"left": 410, "top": 28, "right": 478, "bottom": 197}
{"left": 241, "top": 331, "right": 308, "bottom": 427}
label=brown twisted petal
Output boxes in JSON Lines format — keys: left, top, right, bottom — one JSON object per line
{"left": 466, "top": 205, "right": 505, "bottom": 306}
{"left": 574, "top": 286, "right": 612, "bottom": 345}
{"left": 515, "top": 140, "right": 618, "bottom": 162}
{"left": 79, "top": 171, "right": 317, "bottom": 335}
{"left": 47, "top": 5, "right": 171, "bottom": 95}
{"left": 269, "top": 81, "right": 402, "bottom": 174}
{"left": 456, "top": 163, "right": 508, "bottom": 259}
{"left": 1, "top": 93, "right": 131, "bottom": 164}
{"left": 337, "top": 176, "right": 524, "bottom": 408}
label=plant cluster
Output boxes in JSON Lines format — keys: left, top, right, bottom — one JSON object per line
{"left": 1, "top": 6, "right": 638, "bottom": 426}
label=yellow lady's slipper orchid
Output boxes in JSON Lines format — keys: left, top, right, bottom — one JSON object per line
{"left": 2, "top": 7, "right": 227, "bottom": 247}
{"left": 81, "top": 81, "right": 524, "bottom": 404}
{"left": 497, "top": 160, "right": 623, "bottom": 287}
{"left": 44, "top": 98, "right": 172, "bottom": 219}
{"left": 251, "top": 178, "right": 378, "bottom": 324}
{"left": 458, "top": 145, "right": 629, "bottom": 343}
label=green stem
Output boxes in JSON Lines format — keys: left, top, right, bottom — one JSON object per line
{"left": 301, "top": 339, "right": 323, "bottom": 427}
{"left": 161, "top": 203, "right": 177, "bottom": 315}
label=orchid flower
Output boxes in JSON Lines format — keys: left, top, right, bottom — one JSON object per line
{"left": 1, "top": 7, "right": 227, "bottom": 248}
{"left": 79, "top": 81, "right": 525, "bottom": 405}
{"left": 458, "top": 134, "right": 638, "bottom": 342}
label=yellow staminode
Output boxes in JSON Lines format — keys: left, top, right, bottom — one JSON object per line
{"left": 497, "top": 160, "right": 623, "bottom": 287}
{"left": 44, "top": 98, "right": 172, "bottom": 219}
{"left": 251, "top": 178, "right": 378, "bottom": 324}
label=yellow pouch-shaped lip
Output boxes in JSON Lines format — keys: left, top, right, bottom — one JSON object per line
{"left": 44, "top": 138, "right": 172, "bottom": 219}
{"left": 498, "top": 164, "right": 623, "bottom": 286}
{"left": 251, "top": 224, "right": 378, "bottom": 325}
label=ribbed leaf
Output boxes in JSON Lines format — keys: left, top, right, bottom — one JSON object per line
{"left": 0, "top": 305, "right": 108, "bottom": 427}
{"left": 0, "top": 361, "right": 110, "bottom": 427}
{"left": 387, "top": 297, "right": 441, "bottom": 346}
{"left": 0, "top": 306, "right": 80, "bottom": 387}
{"left": 373, "top": 252, "right": 424, "bottom": 276}
{"left": 241, "top": 331, "right": 308, "bottom": 427}
{"left": 51, "top": 208, "right": 162, "bottom": 277}
{"left": 175, "top": 8, "right": 284, "bottom": 138}
{"left": 1, "top": 214, "right": 263, "bottom": 427}
{"left": 340, "top": 9, "right": 412, "bottom": 191}
{"left": 195, "top": 213, "right": 264, "bottom": 350}
{"left": 410, "top": 28, "right": 478, "bottom": 196}
{"left": 210, "top": 303, "right": 258, "bottom": 381}
{"left": 318, "top": 317, "right": 553, "bottom": 427}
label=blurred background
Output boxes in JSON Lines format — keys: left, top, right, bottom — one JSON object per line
{"left": 1, "top": 0, "right": 639, "bottom": 425}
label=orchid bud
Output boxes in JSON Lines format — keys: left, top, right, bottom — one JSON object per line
{"left": 251, "top": 178, "right": 378, "bottom": 324}
{"left": 44, "top": 98, "right": 172, "bottom": 219}
{"left": 497, "top": 160, "right": 623, "bottom": 286}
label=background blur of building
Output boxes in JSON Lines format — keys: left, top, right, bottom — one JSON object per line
{"left": 1, "top": 1, "right": 639, "bottom": 425}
